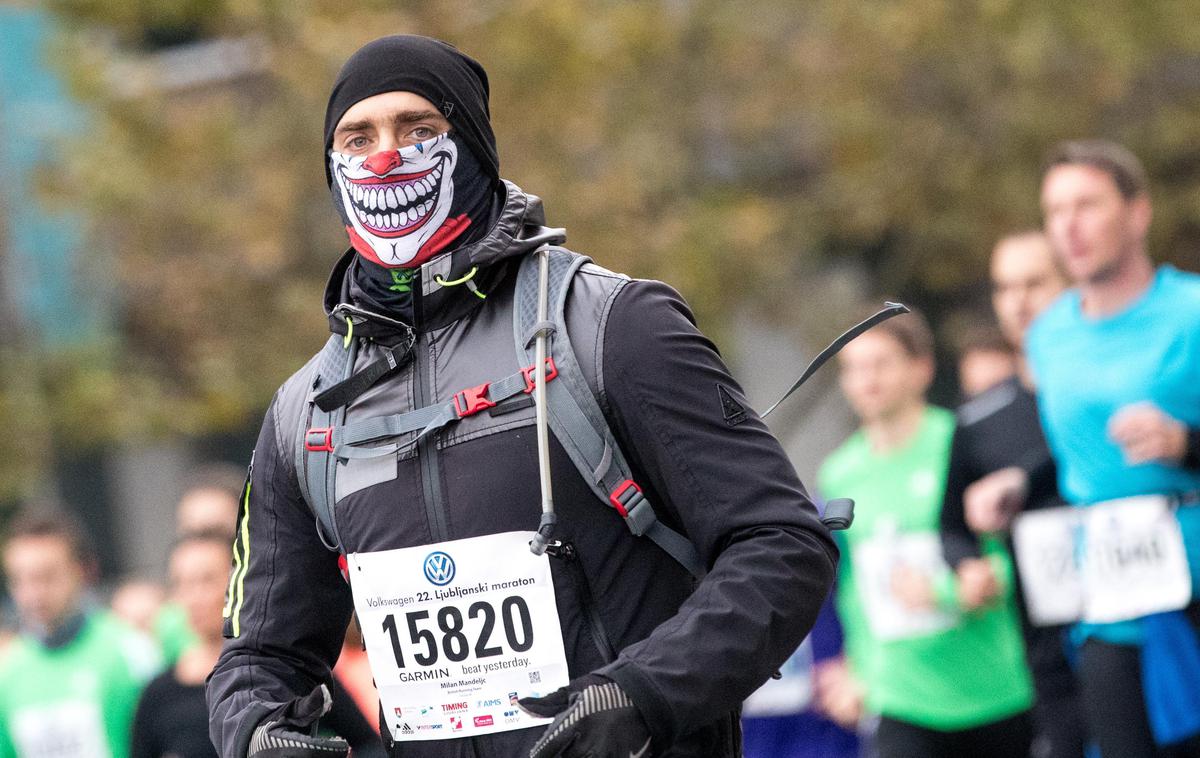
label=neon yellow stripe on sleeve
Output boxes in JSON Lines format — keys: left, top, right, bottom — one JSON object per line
{"left": 226, "top": 480, "right": 253, "bottom": 637}
{"left": 222, "top": 485, "right": 246, "bottom": 621}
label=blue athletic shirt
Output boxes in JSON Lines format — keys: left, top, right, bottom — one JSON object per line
{"left": 1026, "top": 265, "right": 1200, "bottom": 507}
{"left": 1026, "top": 265, "right": 1200, "bottom": 744}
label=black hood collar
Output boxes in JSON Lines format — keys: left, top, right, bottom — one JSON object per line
{"left": 323, "top": 180, "right": 565, "bottom": 339}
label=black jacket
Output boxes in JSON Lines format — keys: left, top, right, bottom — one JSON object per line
{"left": 207, "top": 183, "right": 838, "bottom": 757}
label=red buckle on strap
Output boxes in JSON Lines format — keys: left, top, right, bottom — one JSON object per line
{"left": 522, "top": 358, "right": 559, "bottom": 394}
{"left": 305, "top": 427, "right": 334, "bottom": 453}
{"left": 454, "top": 382, "right": 497, "bottom": 418}
{"left": 609, "top": 479, "right": 642, "bottom": 517}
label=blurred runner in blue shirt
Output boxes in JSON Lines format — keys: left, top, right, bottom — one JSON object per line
{"left": 1023, "top": 140, "right": 1200, "bottom": 758}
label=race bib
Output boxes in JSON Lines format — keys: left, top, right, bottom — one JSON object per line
{"left": 854, "top": 531, "right": 958, "bottom": 641}
{"left": 1013, "top": 496, "right": 1192, "bottom": 625}
{"left": 11, "top": 700, "right": 111, "bottom": 758}
{"left": 348, "top": 531, "right": 570, "bottom": 742}
{"left": 1011, "top": 506, "right": 1082, "bottom": 625}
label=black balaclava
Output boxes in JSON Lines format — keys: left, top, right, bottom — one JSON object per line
{"left": 324, "top": 35, "right": 503, "bottom": 312}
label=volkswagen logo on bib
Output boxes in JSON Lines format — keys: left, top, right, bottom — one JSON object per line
{"left": 423, "top": 551, "right": 456, "bottom": 586}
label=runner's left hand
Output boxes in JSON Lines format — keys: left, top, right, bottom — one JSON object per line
{"left": 246, "top": 684, "right": 349, "bottom": 758}
{"left": 1109, "top": 402, "right": 1188, "bottom": 465}
{"left": 956, "top": 558, "right": 1000, "bottom": 611}
{"left": 520, "top": 674, "right": 652, "bottom": 758}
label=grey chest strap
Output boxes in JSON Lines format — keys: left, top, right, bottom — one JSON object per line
{"left": 295, "top": 334, "right": 359, "bottom": 551}
{"left": 513, "top": 249, "right": 706, "bottom": 578}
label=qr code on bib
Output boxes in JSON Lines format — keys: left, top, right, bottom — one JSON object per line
{"left": 529, "top": 671, "right": 541, "bottom": 684}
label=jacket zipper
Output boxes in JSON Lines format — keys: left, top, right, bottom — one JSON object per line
{"left": 413, "top": 333, "right": 449, "bottom": 542}
{"left": 549, "top": 541, "right": 615, "bottom": 663}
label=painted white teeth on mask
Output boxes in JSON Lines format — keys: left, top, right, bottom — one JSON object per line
{"left": 407, "top": 208, "right": 419, "bottom": 223}
{"left": 404, "top": 184, "right": 417, "bottom": 202}
{"left": 389, "top": 212, "right": 400, "bottom": 227}
{"left": 385, "top": 188, "right": 398, "bottom": 208}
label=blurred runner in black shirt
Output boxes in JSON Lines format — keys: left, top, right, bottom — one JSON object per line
{"left": 132, "top": 531, "right": 384, "bottom": 758}
{"left": 939, "top": 231, "right": 1085, "bottom": 758}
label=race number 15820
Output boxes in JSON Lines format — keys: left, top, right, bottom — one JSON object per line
{"left": 381, "top": 595, "right": 534, "bottom": 669}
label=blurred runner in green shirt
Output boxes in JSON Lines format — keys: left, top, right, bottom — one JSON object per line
{"left": 817, "top": 311, "right": 1033, "bottom": 758}
{"left": 0, "top": 507, "right": 161, "bottom": 758}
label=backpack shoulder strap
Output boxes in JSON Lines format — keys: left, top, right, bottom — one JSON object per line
{"left": 513, "top": 249, "right": 705, "bottom": 578}
{"left": 294, "top": 333, "right": 359, "bottom": 552}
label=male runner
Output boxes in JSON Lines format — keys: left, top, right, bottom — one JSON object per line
{"left": 206, "top": 35, "right": 838, "bottom": 758}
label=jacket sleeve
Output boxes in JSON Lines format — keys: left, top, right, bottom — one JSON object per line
{"left": 939, "top": 423, "right": 983, "bottom": 569}
{"left": 593, "top": 280, "right": 839, "bottom": 746}
{"left": 207, "top": 397, "right": 355, "bottom": 758}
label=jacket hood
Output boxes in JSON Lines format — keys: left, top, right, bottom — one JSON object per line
{"left": 322, "top": 180, "right": 565, "bottom": 337}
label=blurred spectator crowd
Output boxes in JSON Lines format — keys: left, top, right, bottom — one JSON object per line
{"left": 0, "top": 139, "right": 1197, "bottom": 758}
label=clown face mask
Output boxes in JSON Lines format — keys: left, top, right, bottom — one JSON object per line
{"left": 330, "top": 133, "right": 470, "bottom": 268}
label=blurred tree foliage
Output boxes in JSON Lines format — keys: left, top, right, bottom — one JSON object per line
{"left": 7, "top": 0, "right": 1200, "bottom": 497}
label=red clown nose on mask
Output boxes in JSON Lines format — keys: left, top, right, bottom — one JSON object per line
{"left": 329, "top": 133, "right": 476, "bottom": 268}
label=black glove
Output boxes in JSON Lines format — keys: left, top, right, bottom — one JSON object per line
{"left": 247, "top": 684, "right": 350, "bottom": 758}
{"left": 520, "top": 674, "right": 653, "bottom": 758}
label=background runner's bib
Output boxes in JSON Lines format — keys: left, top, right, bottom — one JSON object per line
{"left": 11, "top": 700, "right": 111, "bottom": 758}
{"left": 348, "top": 531, "right": 569, "bottom": 743}
{"left": 1014, "top": 496, "right": 1192, "bottom": 625}
{"left": 854, "top": 530, "right": 958, "bottom": 641}
{"left": 1011, "top": 506, "right": 1082, "bottom": 625}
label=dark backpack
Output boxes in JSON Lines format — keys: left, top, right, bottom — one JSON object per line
{"left": 294, "top": 248, "right": 705, "bottom": 577}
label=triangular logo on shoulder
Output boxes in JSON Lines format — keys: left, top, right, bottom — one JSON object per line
{"left": 717, "top": 384, "right": 748, "bottom": 426}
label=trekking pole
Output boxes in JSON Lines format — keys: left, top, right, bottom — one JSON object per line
{"left": 529, "top": 246, "right": 557, "bottom": 555}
